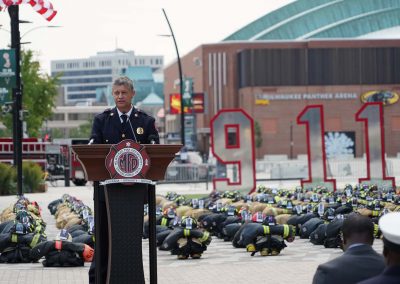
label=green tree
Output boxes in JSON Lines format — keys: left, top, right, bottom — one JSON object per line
{"left": 51, "top": 128, "right": 65, "bottom": 139}
{"left": 0, "top": 50, "right": 59, "bottom": 137}
{"left": 22, "top": 50, "right": 59, "bottom": 137}
{"left": 69, "top": 120, "right": 93, "bottom": 138}
{"left": 254, "top": 121, "right": 263, "bottom": 148}
{"left": 0, "top": 96, "right": 13, "bottom": 136}
{"left": 0, "top": 128, "right": 12, "bottom": 137}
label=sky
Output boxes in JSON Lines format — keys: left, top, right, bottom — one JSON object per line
{"left": 0, "top": 0, "right": 294, "bottom": 74}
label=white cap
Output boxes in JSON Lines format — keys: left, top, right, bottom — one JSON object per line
{"left": 379, "top": 212, "right": 400, "bottom": 246}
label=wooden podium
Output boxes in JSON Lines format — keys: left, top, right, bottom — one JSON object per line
{"left": 72, "top": 144, "right": 181, "bottom": 284}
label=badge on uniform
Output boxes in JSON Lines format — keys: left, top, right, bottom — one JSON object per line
{"left": 122, "top": 134, "right": 125, "bottom": 138}
{"left": 136, "top": 127, "right": 144, "bottom": 134}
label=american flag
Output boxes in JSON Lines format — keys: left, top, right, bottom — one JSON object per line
{"left": 0, "top": 0, "right": 57, "bottom": 21}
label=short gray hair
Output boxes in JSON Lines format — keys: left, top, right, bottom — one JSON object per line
{"left": 112, "top": 76, "right": 135, "bottom": 92}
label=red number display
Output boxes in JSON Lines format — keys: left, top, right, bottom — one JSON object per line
{"left": 355, "top": 103, "right": 395, "bottom": 188}
{"left": 210, "top": 109, "right": 256, "bottom": 194}
{"left": 297, "top": 105, "right": 336, "bottom": 191}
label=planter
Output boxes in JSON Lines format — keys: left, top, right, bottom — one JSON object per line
{"left": 36, "top": 183, "right": 48, "bottom": 193}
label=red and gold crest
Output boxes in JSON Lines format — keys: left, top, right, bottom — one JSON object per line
{"left": 105, "top": 139, "right": 150, "bottom": 179}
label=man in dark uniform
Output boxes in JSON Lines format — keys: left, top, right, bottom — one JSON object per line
{"left": 89, "top": 76, "right": 159, "bottom": 145}
{"left": 359, "top": 212, "right": 400, "bottom": 284}
{"left": 88, "top": 76, "right": 159, "bottom": 283}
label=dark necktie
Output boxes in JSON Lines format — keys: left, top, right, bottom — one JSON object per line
{"left": 121, "top": 114, "right": 128, "bottom": 127}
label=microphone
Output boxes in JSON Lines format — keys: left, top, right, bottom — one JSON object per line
{"left": 148, "top": 134, "right": 159, "bottom": 144}
{"left": 127, "top": 117, "right": 138, "bottom": 143}
{"left": 88, "top": 134, "right": 97, "bottom": 145}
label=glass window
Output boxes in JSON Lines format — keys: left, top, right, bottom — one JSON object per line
{"left": 51, "top": 113, "right": 65, "bottom": 121}
{"left": 67, "top": 85, "right": 108, "bottom": 91}
{"left": 67, "top": 93, "right": 96, "bottom": 100}
{"left": 59, "top": 77, "right": 113, "bottom": 84}
{"left": 52, "top": 69, "right": 112, "bottom": 77}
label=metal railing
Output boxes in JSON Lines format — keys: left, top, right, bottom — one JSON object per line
{"left": 162, "top": 156, "right": 400, "bottom": 184}
{"left": 162, "top": 163, "right": 212, "bottom": 183}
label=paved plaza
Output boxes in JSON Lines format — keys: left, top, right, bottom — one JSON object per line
{"left": 0, "top": 182, "right": 384, "bottom": 284}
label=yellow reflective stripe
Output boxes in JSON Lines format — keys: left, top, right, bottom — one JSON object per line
{"left": 11, "top": 234, "right": 18, "bottom": 243}
{"left": 199, "top": 231, "right": 210, "bottom": 243}
{"left": 291, "top": 225, "right": 296, "bottom": 236}
{"left": 372, "top": 210, "right": 380, "bottom": 217}
{"left": 246, "top": 244, "right": 256, "bottom": 252}
{"left": 263, "top": 225, "right": 270, "bottom": 235}
{"left": 184, "top": 229, "right": 190, "bottom": 237}
{"left": 374, "top": 224, "right": 379, "bottom": 237}
{"left": 161, "top": 218, "right": 167, "bottom": 226}
{"left": 30, "top": 234, "right": 40, "bottom": 248}
{"left": 283, "top": 225, "right": 289, "bottom": 238}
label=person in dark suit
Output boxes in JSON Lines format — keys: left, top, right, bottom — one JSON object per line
{"left": 312, "top": 213, "right": 385, "bottom": 284}
{"left": 88, "top": 76, "right": 159, "bottom": 284}
{"left": 89, "top": 77, "right": 159, "bottom": 145}
{"left": 359, "top": 212, "right": 400, "bottom": 284}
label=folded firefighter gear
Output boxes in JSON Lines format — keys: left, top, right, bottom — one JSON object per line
{"left": 30, "top": 240, "right": 93, "bottom": 267}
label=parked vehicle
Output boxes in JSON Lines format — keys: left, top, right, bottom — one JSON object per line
{"left": 0, "top": 138, "right": 89, "bottom": 186}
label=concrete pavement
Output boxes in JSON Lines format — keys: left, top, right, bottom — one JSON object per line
{"left": 0, "top": 182, "right": 385, "bottom": 284}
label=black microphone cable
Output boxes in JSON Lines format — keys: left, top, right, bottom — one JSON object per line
{"left": 127, "top": 117, "right": 138, "bottom": 143}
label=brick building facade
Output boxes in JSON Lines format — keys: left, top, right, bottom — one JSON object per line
{"left": 164, "top": 40, "right": 400, "bottom": 158}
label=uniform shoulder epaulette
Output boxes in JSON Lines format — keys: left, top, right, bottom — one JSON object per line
{"left": 103, "top": 108, "right": 112, "bottom": 114}
{"left": 136, "top": 108, "right": 149, "bottom": 116}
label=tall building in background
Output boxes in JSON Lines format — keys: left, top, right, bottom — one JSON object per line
{"left": 51, "top": 49, "right": 163, "bottom": 105}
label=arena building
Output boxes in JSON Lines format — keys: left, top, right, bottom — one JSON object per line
{"left": 164, "top": 0, "right": 400, "bottom": 159}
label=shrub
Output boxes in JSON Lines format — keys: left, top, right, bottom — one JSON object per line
{"left": 0, "top": 161, "right": 45, "bottom": 195}
{"left": 0, "top": 163, "right": 16, "bottom": 195}
{"left": 22, "top": 161, "right": 44, "bottom": 193}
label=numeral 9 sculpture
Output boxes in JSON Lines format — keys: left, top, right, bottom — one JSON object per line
{"left": 210, "top": 109, "right": 256, "bottom": 194}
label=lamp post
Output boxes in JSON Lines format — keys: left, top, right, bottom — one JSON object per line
{"left": 8, "top": 5, "right": 23, "bottom": 196}
{"left": 7, "top": 6, "right": 60, "bottom": 196}
{"left": 21, "top": 25, "right": 61, "bottom": 39}
{"left": 1, "top": 24, "right": 61, "bottom": 43}
{"left": 0, "top": 24, "right": 6, "bottom": 33}
{"left": 161, "top": 8, "right": 185, "bottom": 146}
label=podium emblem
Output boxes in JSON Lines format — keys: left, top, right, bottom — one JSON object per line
{"left": 105, "top": 139, "right": 150, "bottom": 179}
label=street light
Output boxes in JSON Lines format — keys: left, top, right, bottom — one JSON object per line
{"left": 8, "top": 5, "right": 24, "bottom": 196}
{"left": 0, "top": 24, "right": 10, "bottom": 34}
{"left": 161, "top": 8, "right": 185, "bottom": 146}
{"left": 0, "top": 24, "right": 61, "bottom": 44}
{"left": 7, "top": 5, "right": 60, "bottom": 196}
{"left": 21, "top": 25, "right": 61, "bottom": 39}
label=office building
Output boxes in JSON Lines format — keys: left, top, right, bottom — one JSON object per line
{"left": 51, "top": 49, "right": 163, "bottom": 105}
